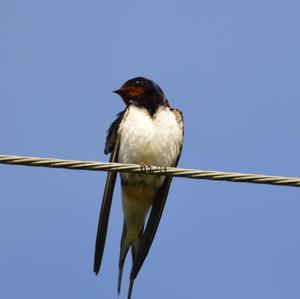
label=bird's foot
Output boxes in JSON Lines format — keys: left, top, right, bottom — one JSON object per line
{"left": 158, "top": 165, "right": 167, "bottom": 173}
{"left": 155, "top": 164, "right": 167, "bottom": 177}
{"left": 138, "top": 162, "right": 152, "bottom": 177}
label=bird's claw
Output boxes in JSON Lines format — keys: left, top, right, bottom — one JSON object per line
{"left": 159, "top": 165, "right": 167, "bottom": 173}
{"left": 139, "top": 163, "right": 152, "bottom": 177}
{"left": 153, "top": 164, "right": 166, "bottom": 178}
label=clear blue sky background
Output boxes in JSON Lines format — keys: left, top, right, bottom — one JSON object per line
{"left": 1, "top": 1, "right": 300, "bottom": 298}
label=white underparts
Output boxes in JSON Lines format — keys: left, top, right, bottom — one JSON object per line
{"left": 118, "top": 105, "right": 182, "bottom": 181}
{"left": 118, "top": 105, "right": 183, "bottom": 242}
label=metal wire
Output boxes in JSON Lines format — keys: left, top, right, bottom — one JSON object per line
{"left": 0, "top": 154, "right": 300, "bottom": 188}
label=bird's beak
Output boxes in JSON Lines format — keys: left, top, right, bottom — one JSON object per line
{"left": 113, "top": 88, "right": 125, "bottom": 96}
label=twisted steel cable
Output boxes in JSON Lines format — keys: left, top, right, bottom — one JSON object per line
{"left": 0, "top": 154, "right": 300, "bottom": 187}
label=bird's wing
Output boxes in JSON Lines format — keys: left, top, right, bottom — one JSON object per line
{"left": 93, "top": 110, "right": 127, "bottom": 275}
{"left": 130, "top": 108, "right": 184, "bottom": 282}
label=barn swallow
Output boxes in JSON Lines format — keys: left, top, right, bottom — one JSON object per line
{"left": 94, "top": 77, "right": 184, "bottom": 299}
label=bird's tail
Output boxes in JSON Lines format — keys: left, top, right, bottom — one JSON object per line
{"left": 118, "top": 224, "right": 143, "bottom": 299}
{"left": 118, "top": 224, "right": 130, "bottom": 294}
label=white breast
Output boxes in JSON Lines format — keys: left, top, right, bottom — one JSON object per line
{"left": 118, "top": 105, "right": 183, "bottom": 185}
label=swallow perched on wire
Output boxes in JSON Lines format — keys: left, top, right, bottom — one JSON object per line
{"left": 94, "top": 77, "right": 184, "bottom": 299}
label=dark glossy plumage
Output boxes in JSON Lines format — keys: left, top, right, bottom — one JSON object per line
{"left": 94, "top": 77, "right": 184, "bottom": 299}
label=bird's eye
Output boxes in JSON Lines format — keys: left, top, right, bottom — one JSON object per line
{"left": 135, "top": 80, "right": 142, "bottom": 85}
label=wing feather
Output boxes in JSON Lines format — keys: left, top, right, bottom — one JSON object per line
{"left": 94, "top": 110, "right": 127, "bottom": 274}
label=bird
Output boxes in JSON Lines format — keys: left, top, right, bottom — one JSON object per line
{"left": 93, "top": 77, "right": 184, "bottom": 299}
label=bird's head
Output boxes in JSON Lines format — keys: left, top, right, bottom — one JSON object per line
{"left": 113, "top": 77, "right": 166, "bottom": 105}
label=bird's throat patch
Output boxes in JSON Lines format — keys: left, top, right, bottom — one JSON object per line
{"left": 125, "top": 86, "right": 145, "bottom": 98}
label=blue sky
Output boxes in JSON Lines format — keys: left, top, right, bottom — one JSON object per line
{"left": 1, "top": 1, "right": 300, "bottom": 298}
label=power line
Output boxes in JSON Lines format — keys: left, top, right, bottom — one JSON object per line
{"left": 0, "top": 154, "right": 299, "bottom": 188}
